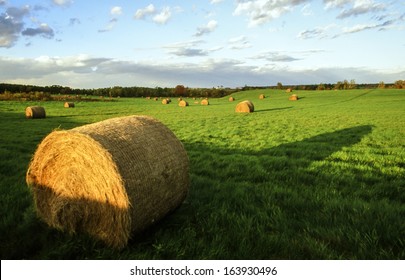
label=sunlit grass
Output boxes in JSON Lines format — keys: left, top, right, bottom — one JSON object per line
{"left": 1, "top": 89, "right": 404, "bottom": 259}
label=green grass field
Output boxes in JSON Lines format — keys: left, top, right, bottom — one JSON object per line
{"left": 1, "top": 89, "right": 404, "bottom": 259}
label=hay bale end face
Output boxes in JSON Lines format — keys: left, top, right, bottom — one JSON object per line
{"left": 235, "top": 100, "right": 254, "bottom": 113}
{"left": 162, "top": 98, "right": 170, "bottom": 105}
{"left": 179, "top": 100, "right": 189, "bottom": 107}
{"left": 26, "top": 115, "right": 190, "bottom": 249}
{"left": 25, "top": 106, "right": 46, "bottom": 119}
{"left": 64, "top": 102, "right": 75, "bottom": 108}
{"left": 229, "top": 96, "right": 235, "bottom": 102}
{"left": 200, "top": 99, "right": 209, "bottom": 106}
{"left": 259, "top": 94, "right": 265, "bottom": 99}
{"left": 286, "top": 88, "right": 293, "bottom": 93}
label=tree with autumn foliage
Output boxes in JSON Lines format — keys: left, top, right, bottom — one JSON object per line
{"left": 174, "top": 85, "right": 187, "bottom": 95}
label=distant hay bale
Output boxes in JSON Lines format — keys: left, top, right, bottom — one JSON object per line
{"left": 179, "top": 100, "right": 189, "bottom": 107}
{"left": 259, "top": 94, "right": 265, "bottom": 99}
{"left": 286, "top": 88, "right": 293, "bottom": 93}
{"left": 64, "top": 102, "right": 75, "bottom": 108}
{"left": 26, "top": 115, "right": 190, "bottom": 249}
{"left": 235, "top": 100, "right": 254, "bottom": 113}
{"left": 229, "top": 96, "right": 235, "bottom": 102}
{"left": 25, "top": 106, "right": 46, "bottom": 119}
{"left": 154, "top": 97, "right": 159, "bottom": 101}
{"left": 289, "top": 94, "right": 299, "bottom": 101}
{"left": 162, "top": 98, "right": 170, "bottom": 104}
{"left": 200, "top": 99, "right": 209, "bottom": 106}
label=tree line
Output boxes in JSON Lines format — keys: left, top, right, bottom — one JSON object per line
{"left": 0, "top": 80, "right": 404, "bottom": 100}
{"left": 0, "top": 84, "right": 239, "bottom": 99}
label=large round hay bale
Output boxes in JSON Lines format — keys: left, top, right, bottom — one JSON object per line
{"left": 200, "top": 99, "right": 209, "bottom": 106}
{"left": 162, "top": 98, "right": 170, "bottom": 105}
{"left": 229, "top": 96, "right": 235, "bottom": 102}
{"left": 178, "top": 100, "right": 188, "bottom": 107}
{"left": 64, "top": 102, "right": 75, "bottom": 108}
{"left": 25, "top": 106, "right": 46, "bottom": 119}
{"left": 26, "top": 115, "right": 189, "bottom": 249}
{"left": 259, "top": 94, "right": 265, "bottom": 99}
{"left": 286, "top": 88, "right": 293, "bottom": 93}
{"left": 289, "top": 94, "right": 298, "bottom": 101}
{"left": 235, "top": 100, "right": 254, "bottom": 113}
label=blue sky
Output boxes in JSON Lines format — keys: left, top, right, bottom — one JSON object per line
{"left": 1, "top": 0, "right": 404, "bottom": 88}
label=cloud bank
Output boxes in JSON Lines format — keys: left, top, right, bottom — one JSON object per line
{"left": 1, "top": 54, "right": 403, "bottom": 88}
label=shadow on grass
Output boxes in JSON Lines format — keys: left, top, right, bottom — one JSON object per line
{"left": 255, "top": 106, "right": 293, "bottom": 113}
{"left": 136, "top": 124, "right": 403, "bottom": 259}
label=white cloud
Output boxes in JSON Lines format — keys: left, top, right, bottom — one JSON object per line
{"left": 52, "top": 0, "right": 73, "bottom": 7}
{"left": 111, "top": 6, "right": 122, "bottom": 16}
{"left": 210, "top": 0, "right": 225, "bottom": 4}
{"left": 324, "top": 0, "right": 386, "bottom": 19}
{"left": 340, "top": 20, "right": 394, "bottom": 35}
{"left": 251, "top": 51, "right": 301, "bottom": 62}
{"left": 134, "top": 4, "right": 173, "bottom": 25}
{"left": 324, "top": 0, "right": 351, "bottom": 10}
{"left": 338, "top": 0, "right": 386, "bottom": 19}
{"left": 233, "top": 0, "right": 310, "bottom": 26}
{"left": 152, "top": 7, "right": 171, "bottom": 24}
{"left": 195, "top": 20, "right": 218, "bottom": 36}
{"left": 297, "top": 24, "right": 337, "bottom": 39}
{"left": 164, "top": 39, "right": 212, "bottom": 57}
{"left": 134, "top": 4, "right": 156, "bottom": 20}
{"left": 228, "top": 35, "right": 252, "bottom": 49}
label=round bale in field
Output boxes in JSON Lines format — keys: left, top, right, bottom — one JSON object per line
{"left": 179, "top": 100, "right": 189, "bottom": 107}
{"left": 200, "top": 99, "right": 209, "bottom": 106}
{"left": 229, "top": 96, "right": 235, "bottom": 102}
{"left": 26, "top": 115, "right": 190, "bottom": 249}
{"left": 259, "top": 94, "right": 265, "bottom": 99}
{"left": 162, "top": 98, "right": 170, "bottom": 104}
{"left": 289, "top": 94, "right": 299, "bottom": 101}
{"left": 25, "top": 106, "right": 46, "bottom": 119}
{"left": 235, "top": 100, "right": 254, "bottom": 113}
{"left": 286, "top": 88, "right": 293, "bottom": 93}
{"left": 64, "top": 102, "right": 75, "bottom": 108}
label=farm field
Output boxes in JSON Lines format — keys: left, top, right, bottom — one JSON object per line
{"left": 0, "top": 88, "right": 404, "bottom": 259}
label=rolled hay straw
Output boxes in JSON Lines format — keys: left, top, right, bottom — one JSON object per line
{"left": 64, "top": 102, "right": 75, "bottom": 108}
{"left": 229, "top": 96, "right": 235, "bottom": 102}
{"left": 162, "top": 98, "right": 170, "bottom": 105}
{"left": 259, "top": 94, "right": 265, "bottom": 99}
{"left": 179, "top": 100, "right": 189, "bottom": 107}
{"left": 286, "top": 88, "right": 293, "bottom": 93}
{"left": 26, "top": 115, "right": 190, "bottom": 249}
{"left": 200, "top": 99, "right": 209, "bottom": 106}
{"left": 25, "top": 106, "right": 46, "bottom": 119}
{"left": 235, "top": 100, "right": 254, "bottom": 113}
{"left": 289, "top": 94, "right": 299, "bottom": 101}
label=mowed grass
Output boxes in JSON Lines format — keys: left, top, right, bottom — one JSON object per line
{"left": 0, "top": 89, "right": 404, "bottom": 259}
